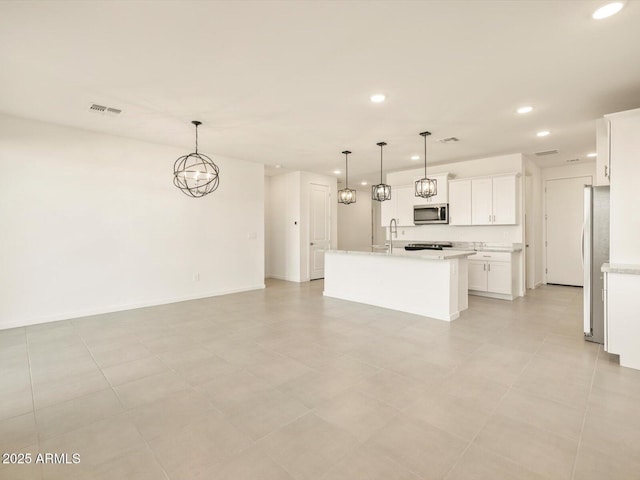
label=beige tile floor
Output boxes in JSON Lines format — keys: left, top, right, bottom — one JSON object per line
{"left": 1, "top": 279, "right": 640, "bottom": 479}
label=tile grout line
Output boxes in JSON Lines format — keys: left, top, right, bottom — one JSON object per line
{"left": 23, "top": 327, "right": 42, "bottom": 453}
{"left": 442, "top": 331, "right": 549, "bottom": 480}
{"left": 74, "top": 324, "right": 174, "bottom": 480}
{"left": 569, "top": 344, "right": 601, "bottom": 480}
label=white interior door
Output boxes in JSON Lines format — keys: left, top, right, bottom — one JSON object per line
{"left": 545, "top": 176, "right": 592, "bottom": 286}
{"left": 309, "top": 183, "right": 330, "bottom": 280}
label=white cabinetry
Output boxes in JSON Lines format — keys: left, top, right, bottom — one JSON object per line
{"left": 471, "top": 178, "right": 493, "bottom": 225}
{"left": 415, "top": 173, "right": 450, "bottom": 205}
{"left": 449, "top": 174, "right": 518, "bottom": 226}
{"left": 449, "top": 180, "right": 471, "bottom": 225}
{"left": 596, "top": 118, "right": 610, "bottom": 186}
{"left": 380, "top": 185, "right": 414, "bottom": 226}
{"left": 467, "top": 251, "right": 515, "bottom": 299}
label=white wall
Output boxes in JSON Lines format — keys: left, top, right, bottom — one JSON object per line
{"left": 541, "top": 161, "right": 596, "bottom": 285}
{"left": 337, "top": 187, "right": 372, "bottom": 252}
{"left": 267, "top": 171, "right": 301, "bottom": 281}
{"left": 299, "top": 172, "right": 338, "bottom": 282}
{"left": 0, "top": 114, "right": 265, "bottom": 329}
{"left": 525, "top": 156, "right": 543, "bottom": 288}
{"left": 266, "top": 170, "right": 337, "bottom": 282}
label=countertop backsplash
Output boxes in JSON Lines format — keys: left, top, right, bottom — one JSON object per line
{"left": 378, "top": 240, "right": 522, "bottom": 253}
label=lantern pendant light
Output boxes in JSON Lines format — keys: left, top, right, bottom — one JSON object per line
{"left": 371, "top": 142, "right": 391, "bottom": 202}
{"left": 338, "top": 150, "right": 356, "bottom": 205}
{"left": 415, "top": 131, "right": 437, "bottom": 198}
{"left": 173, "top": 121, "right": 220, "bottom": 198}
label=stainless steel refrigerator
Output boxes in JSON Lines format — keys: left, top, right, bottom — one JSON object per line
{"left": 583, "top": 185, "right": 610, "bottom": 344}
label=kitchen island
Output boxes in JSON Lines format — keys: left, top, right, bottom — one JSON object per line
{"left": 323, "top": 249, "right": 475, "bottom": 321}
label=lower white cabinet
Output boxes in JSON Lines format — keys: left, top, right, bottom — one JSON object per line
{"left": 468, "top": 251, "right": 515, "bottom": 299}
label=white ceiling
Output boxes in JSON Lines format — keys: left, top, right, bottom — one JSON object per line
{"left": 2, "top": 0, "right": 640, "bottom": 183}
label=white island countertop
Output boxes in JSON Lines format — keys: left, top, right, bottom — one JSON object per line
{"left": 327, "top": 249, "right": 476, "bottom": 260}
{"left": 324, "top": 249, "right": 473, "bottom": 321}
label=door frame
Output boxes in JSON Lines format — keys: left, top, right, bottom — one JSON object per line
{"left": 308, "top": 182, "right": 331, "bottom": 281}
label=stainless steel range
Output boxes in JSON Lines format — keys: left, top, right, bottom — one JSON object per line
{"left": 404, "top": 242, "right": 453, "bottom": 251}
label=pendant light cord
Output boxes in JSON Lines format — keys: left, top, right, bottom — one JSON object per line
{"left": 195, "top": 123, "right": 199, "bottom": 154}
{"left": 380, "top": 145, "right": 383, "bottom": 183}
{"left": 345, "top": 153, "right": 349, "bottom": 188}
{"left": 424, "top": 135, "right": 427, "bottom": 177}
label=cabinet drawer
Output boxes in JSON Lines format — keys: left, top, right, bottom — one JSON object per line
{"left": 468, "top": 251, "right": 511, "bottom": 262}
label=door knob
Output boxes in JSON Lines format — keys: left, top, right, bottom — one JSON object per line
{"left": 310, "top": 242, "right": 315, "bottom": 246}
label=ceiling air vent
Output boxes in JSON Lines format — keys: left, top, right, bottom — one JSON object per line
{"left": 438, "top": 137, "right": 460, "bottom": 144}
{"left": 566, "top": 158, "right": 580, "bottom": 163}
{"left": 89, "top": 103, "right": 122, "bottom": 116}
{"left": 534, "top": 149, "right": 559, "bottom": 156}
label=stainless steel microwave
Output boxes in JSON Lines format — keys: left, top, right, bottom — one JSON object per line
{"left": 413, "top": 203, "right": 449, "bottom": 224}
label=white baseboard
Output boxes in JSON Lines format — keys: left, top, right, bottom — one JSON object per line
{"left": 1, "top": 284, "right": 266, "bottom": 331}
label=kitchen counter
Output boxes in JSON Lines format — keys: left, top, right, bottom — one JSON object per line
{"left": 331, "top": 249, "right": 475, "bottom": 260}
{"left": 381, "top": 241, "right": 522, "bottom": 253}
{"left": 324, "top": 249, "right": 474, "bottom": 321}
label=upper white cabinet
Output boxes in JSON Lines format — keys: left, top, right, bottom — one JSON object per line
{"left": 449, "top": 174, "right": 518, "bottom": 226}
{"left": 380, "top": 185, "right": 414, "bottom": 227}
{"left": 492, "top": 175, "right": 517, "bottom": 224}
{"left": 471, "top": 178, "right": 493, "bottom": 225}
{"left": 414, "top": 173, "right": 450, "bottom": 205}
{"left": 449, "top": 179, "right": 472, "bottom": 225}
{"left": 596, "top": 118, "right": 610, "bottom": 186}
{"left": 381, "top": 173, "right": 450, "bottom": 227}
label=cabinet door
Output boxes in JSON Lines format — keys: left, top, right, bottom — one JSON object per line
{"left": 468, "top": 260, "right": 488, "bottom": 291}
{"left": 448, "top": 180, "right": 472, "bottom": 225}
{"left": 596, "top": 118, "right": 610, "bottom": 186}
{"left": 429, "top": 174, "right": 449, "bottom": 204}
{"left": 487, "top": 261, "right": 511, "bottom": 294}
{"left": 492, "top": 175, "right": 517, "bottom": 225}
{"left": 395, "top": 185, "right": 416, "bottom": 226}
{"left": 471, "top": 178, "right": 493, "bottom": 225}
{"left": 380, "top": 194, "right": 397, "bottom": 227}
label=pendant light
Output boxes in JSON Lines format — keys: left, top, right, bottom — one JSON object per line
{"left": 173, "top": 121, "right": 220, "bottom": 198}
{"left": 338, "top": 150, "right": 356, "bottom": 205}
{"left": 371, "top": 142, "right": 391, "bottom": 202}
{"left": 415, "top": 131, "right": 437, "bottom": 198}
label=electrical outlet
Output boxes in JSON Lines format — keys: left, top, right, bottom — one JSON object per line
{"left": 193, "top": 273, "right": 200, "bottom": 281}
{"left": 247, "top": 232, "right": 257, "bottom": 239}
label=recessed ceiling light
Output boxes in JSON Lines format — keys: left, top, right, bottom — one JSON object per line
{"left": 370, "top": 94, "right": 386, "bottom": 103}
{"left": 517, "top": 106, "right": 533, "bottom": 114}
{"left": 587, "top": 152, "right": 597, "bottom": 157}
{"left": 275, "top": 164, "right": 282, "bottom": 169}
{"left": 536, "top": 130, "right": 550, "bottom": 137}
{"left": 411, "top": 155, "right": 420, "bottom": 160}
{"left": 361, "top": 181, "right": 368, "bottom": 186}
{"left": 592, "top": 2, "right": 624, "bottom": 19}
{"left": 333, "top": 170, "right": 341, "bottom": 175}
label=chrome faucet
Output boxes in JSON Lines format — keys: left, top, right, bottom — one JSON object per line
{"left": 389, "top": 218, "right": 398, "bottom": 253}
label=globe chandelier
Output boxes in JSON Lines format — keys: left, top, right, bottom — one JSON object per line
{"left": 173, "top": 121, "right": 220, "bottom": 198}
